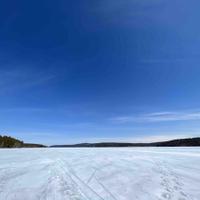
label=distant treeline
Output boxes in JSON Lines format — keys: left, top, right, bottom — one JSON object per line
{"left": 51, "top": 137, "right": 200, "bottom": 148}
{"left": 1, "top": 135, "right": 200, "bottom": 148}
{"left": 0, "top": 135, "right": 46, "bottom": 148}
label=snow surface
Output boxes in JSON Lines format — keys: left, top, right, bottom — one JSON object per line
{"left": 0, "top": 147, "right": 200, "bottom": 200}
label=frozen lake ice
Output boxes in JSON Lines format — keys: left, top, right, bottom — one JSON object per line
{"left": 0, "top": 147, "right": 199, "bottom": 200}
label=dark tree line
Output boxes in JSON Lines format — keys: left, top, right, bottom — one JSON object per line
{"left": 0, "top": 135, "right": 23, "bottom": 148}
{"left": 51, "top": 137, "right": 200, "bottom": 148}
{"left": 0, "top": 135, "right": 46, "bottom": 148}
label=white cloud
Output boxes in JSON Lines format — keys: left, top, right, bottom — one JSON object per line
{"left": 111, "top": 111, "right": 200, "bottom": 123}
{"left": 0, "top": 68, "right": 58, "bottom": 95}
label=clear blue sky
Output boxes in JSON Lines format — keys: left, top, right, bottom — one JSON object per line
{"left": 0, "top": 0, "right": 200, "bottom": 145}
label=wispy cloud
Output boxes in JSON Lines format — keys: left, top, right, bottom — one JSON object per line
{"left": 111, "top": 111, "right": 200, "bottom": 123}
{"left": 140, "top": 58, "right": 197, "bottom": 64}
{"left": 0, "top": 68, "right": 58, "bottom": 94}
{"left": 0, "top": 107, "right": 49, "bottom": 113}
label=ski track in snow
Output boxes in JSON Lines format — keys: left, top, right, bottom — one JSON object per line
{"left": 0, "top": 148, "right": 199, "bottom": 200}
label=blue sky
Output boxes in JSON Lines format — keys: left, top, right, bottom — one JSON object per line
{"left": 0, "top": 0, "right": 200, "bottom": 145}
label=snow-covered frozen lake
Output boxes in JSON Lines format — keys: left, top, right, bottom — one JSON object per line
{"left": 0, "top": 148, "right": 199, "bottom": 200}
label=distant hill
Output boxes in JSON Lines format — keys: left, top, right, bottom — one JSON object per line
{"left": 51, "top": 137, "right": 200, "bottom": 147}
{"left": 0, "top": 135, "right": 46, "bottom": 148}
{"left": 22, "top": 143, "right": 46, "bottom": 148}
{"left": 1, "top": 135, "right": 200, "bottom": 148}
{"left": 153, "top": 137, "right": 200, "bottom": 147}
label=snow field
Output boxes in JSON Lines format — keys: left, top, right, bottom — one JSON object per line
{"left": 0, "top": 147, "right": 199, "bottom": 200}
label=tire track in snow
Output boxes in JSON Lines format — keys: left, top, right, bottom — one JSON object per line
{"left": 55, "top": 158, "right": 106, "bottom": 200}
{"left": 94, "top": 176, "right": 118, "bottom": 200}
{"left": 39, "top": 160, "right": 88, "bottom": 200}
{"left": 86, "top": 165, "right": 118, "bottom": 200}
{"left": 87, "top": 168, "right": 98, "bottom": 184}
